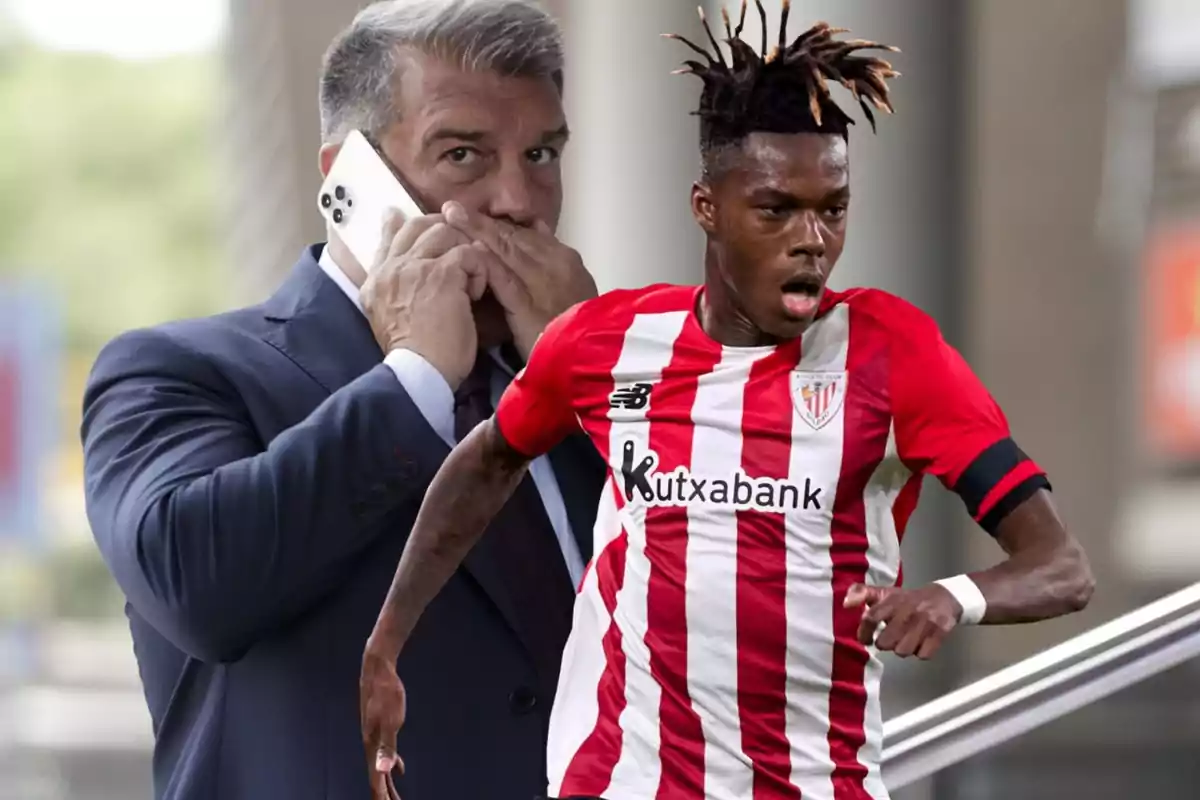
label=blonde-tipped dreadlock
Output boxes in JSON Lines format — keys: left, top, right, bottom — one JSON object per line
{"left": 665, "top": 0, "right": 900, "bottom": 169}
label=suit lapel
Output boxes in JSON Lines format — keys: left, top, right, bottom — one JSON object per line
{"left": 494, "top": 345, "right": 606, "bottom": 566}
{"left": 260, "top": 245, "right": 382, "bottom": 395}
{"left": 546, "top": 432, "right": 606, "bottom": 566}
{"left": 460, "top": 430, "right": 606, "bottom": 686}
{"left": 461, "top": 474, "right": 576, "bottom": 684}
{"left": 458, "top": 430, "right": 607, "bottom": 686}
{"left": 458, "top": 368, "right": 605, "bottom": 682}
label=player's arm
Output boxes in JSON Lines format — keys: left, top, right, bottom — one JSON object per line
{"left": 359, "top": 304, "right": 585, "bottom": 791}
{"left": 367, "top": 416, "right": 531, "bottom": 657}
{"left": 969, "top": 484, "right": 1090, "bottom": 623}
{"left": 850, "top": 307, "right": 1094, "bottom": 658}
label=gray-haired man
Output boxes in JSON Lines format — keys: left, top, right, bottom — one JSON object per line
{"left": 80, "top": 1, "right": 601, "bottom": 798}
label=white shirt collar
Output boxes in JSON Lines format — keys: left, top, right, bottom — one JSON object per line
{"left": 316, "top": 244, "right": 515, "bottom": 376}
{"left": 317, "top": 244, "right": 364, "bottom": 313}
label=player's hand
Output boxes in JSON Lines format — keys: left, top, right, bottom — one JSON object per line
{"left": 360, "top": 647, "right": 407, "bottom": 800}
{"left": 361, "top": 209, "right": 491, "bottom": 391}
{"left": 442, "top": 201, "right": 597, "bottom": 360}
{"left": 844, "top": 583, "right": 964, "bottom": 660}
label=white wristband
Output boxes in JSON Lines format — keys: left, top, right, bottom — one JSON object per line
{"left": 935, "top": 575, "right": 987, "bottom": 625}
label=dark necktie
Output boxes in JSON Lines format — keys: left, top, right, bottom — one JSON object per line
{"left": 453, "top": 350, "right": 575, "bottom": 683}
{"left": 453, "top": 351, "right": 495, "bottom": 442}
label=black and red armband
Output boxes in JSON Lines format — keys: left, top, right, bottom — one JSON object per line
{"left": 952, "top": 437, "right": 1051, "bottom": 535}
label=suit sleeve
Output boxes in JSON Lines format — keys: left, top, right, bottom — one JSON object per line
{"left": 81, "top": 328, "right": 448, "bottom": 663}
{"left": 494, "top": 304, "right": 582, "bottom": 458}
{"left": 890, "top": 311, "right": 1050, "bottom": 535}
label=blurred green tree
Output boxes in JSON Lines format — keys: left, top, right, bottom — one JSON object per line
{"left": 0, "top": 43, "right": 228, "bottom": 353}
{"left": 0, "top": 36, "right": 227, "bottom": 618}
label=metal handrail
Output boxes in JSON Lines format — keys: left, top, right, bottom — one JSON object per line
{"left": 881, "top": 582, "right": 1200, "bottom": 789}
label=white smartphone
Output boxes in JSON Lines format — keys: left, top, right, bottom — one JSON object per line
{"left": 316, "top": 129, "right": 426, "bottom": 272}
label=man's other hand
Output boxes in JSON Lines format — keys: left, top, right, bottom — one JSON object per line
{"left": 361, "top": 209, "right": 492, "bottom": 390}
{"left": 443, "top": 201, "right": 597, "bottom": 360}
{"left": 360, "top": 648, "right": 407, "bottom": 800}
{"left": 844, "top": 583, "right": 964, "bottom": 660}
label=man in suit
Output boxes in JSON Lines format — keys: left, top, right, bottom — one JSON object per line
{"left": 80, "top": 1, "right": 602, "bottom": 798}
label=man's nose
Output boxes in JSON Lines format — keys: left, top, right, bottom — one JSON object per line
{"left": 484, "top": 161, "right": 538, "bottom": 227}
{"left": 788, "top": 210, "right": 826, "bottom": 259}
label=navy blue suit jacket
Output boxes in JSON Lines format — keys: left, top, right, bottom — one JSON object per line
{"left": 80, "top": 247, "right": 605, "bottom": 800}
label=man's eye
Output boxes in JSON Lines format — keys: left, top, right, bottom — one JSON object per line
{"left": 444, "top": 147, "right": 478, "bottom": 164}
{"left": 825, "top": 205, "right": 848, "bottom": 219}
{"left": 527, "top": 147, "right": 559, "bottom": 165}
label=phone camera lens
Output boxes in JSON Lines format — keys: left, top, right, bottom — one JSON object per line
{"left": 320, "top": 193, "right": 332, "bottom": 209}
{"left": 334, "top": 185, "right": 346, "bottom": 201}
{"left": 332, "top": 208, "right": 344, "bottom": 224}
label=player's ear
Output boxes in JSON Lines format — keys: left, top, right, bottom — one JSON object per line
{"left": 318, "top": 142, "right": 343, "bottom": 178}
{"left": 691, "top": 181, "right": 718, "bottom": 236}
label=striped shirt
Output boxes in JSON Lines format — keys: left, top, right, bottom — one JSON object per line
{"left": 495, "top": 284, "right": 1047, "bottom": 800}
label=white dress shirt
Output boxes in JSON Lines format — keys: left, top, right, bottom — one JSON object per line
{"left": 316, "top": 246, "right": 584, "bottom": 585}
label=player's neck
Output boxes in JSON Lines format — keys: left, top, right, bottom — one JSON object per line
{"left": 697, "top": 284, "right": 775, "bottom": 348}
{"left": 698, "top": 247, "right": 777, "bottom": 347}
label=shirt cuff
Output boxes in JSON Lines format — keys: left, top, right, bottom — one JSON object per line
{"left": 382, "top": 349, "right": 455, "bottom": 447}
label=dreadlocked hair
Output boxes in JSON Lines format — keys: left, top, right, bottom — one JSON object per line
{"left": 665, "top": 0, "right": 901, "bottom": 173}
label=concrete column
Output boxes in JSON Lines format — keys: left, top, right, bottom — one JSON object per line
{"left": 551, "top": 0, "right": 705, "bottom": 291}
{"left": 223, "top": 0, "right": 365, "bottom": 302}
{"left": 964, "top": 0, "right": 1129, "bottom": 667}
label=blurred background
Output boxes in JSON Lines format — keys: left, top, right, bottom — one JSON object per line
{"left": 0, "top": 0, "right": 1197, "bottom": 797}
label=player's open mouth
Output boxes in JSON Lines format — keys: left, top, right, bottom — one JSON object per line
{"left": 781, "top": 274, "right": 823, "bottom": 319}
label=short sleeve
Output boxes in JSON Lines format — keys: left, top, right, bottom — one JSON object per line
{"left": 891, "top": 311, "right": 1050, "bottom": 534}
{"left": 494, "top": 304, "right": 583, "bottom": 458}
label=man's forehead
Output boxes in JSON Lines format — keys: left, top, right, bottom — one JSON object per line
{"left": 393, "top": 50, "right": 565, "bottom": 141}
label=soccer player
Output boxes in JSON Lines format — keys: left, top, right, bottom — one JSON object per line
{"left": 360, "top": 3, "right": 1095, "bottom": 799}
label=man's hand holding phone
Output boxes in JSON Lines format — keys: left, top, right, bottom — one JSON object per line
{"left": 442, "top": 201, "right": 598, "bottom": 361}
{"left": 360, "top": 209, "right": 495, "bottom": 391}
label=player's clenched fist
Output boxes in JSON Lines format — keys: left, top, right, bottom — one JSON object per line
{"left": 360, "top": 648, "right": 407, "bottom": 800}
{"left": 844, "top": 583, "right": 964, "bottom": 660}
{"left": 361, "top": 208, "right": 495, "bottom": 391}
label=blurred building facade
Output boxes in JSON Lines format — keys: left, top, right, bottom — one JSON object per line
{"left": 210, "top": 1, "right": 1200, "bottom": 798}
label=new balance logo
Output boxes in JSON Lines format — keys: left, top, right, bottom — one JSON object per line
{"left": 609, "top": 382, "right": 652, "bottom": 410}
{"left": 619, "top": 440, "right": 823, "bottom": 513}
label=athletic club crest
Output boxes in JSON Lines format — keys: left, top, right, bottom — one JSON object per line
{"left": 790, "top": 370, "right": 847, "bottom": 430}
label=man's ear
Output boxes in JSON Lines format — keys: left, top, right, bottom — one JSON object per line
{"left": 691, "top": 181, "right": 718, "bottom": 236}
{"left": 318, "top": 142, "right": 342, "bottom": 177}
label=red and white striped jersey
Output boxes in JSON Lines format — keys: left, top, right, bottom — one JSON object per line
{"left": 495, "top": 284, "right": 1047, "bottom": 800}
